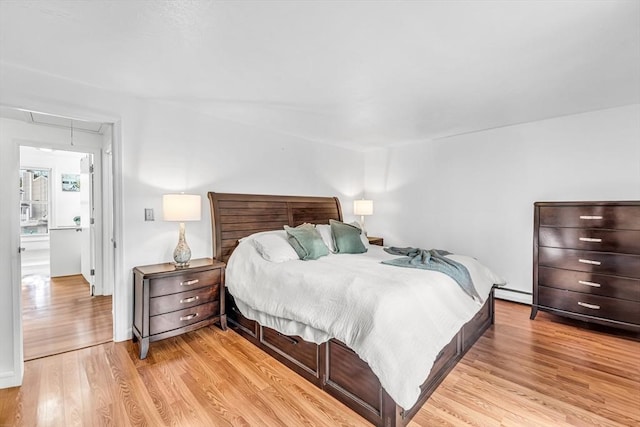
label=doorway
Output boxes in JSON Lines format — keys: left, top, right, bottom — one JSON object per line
{"left": 13, "top": 113, "right": 115, "bottom": 361}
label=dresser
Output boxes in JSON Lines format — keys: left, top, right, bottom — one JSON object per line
{"left": 531, "top": 201, "right": 640, "bottom": 332}
{"left": 133, "top": 258, "right": 227, "bottom": 358}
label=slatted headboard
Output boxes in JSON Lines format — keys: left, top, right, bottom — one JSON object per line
{"left": 208, "top": 192, "right": 343, "bottom": 263}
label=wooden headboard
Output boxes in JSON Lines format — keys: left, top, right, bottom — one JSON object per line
{"left": 208, "top": 192, "right": 343, "bottom": 262}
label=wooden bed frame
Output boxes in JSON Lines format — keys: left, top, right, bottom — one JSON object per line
{"left": 208, "top": 192, "right": 495, "bottom": 427}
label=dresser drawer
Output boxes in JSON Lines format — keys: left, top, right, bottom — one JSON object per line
{"left": 539, "top": 205, "right": 640, "bottom": 230}
{"left": 261, "top": 326, "right": 318, "bottom": 373}
{"left": 149, "top": 301, "right": 219, "bottom": 336}
{"left": 538, "top": 286, "right": 640, "bottom": 325}
{"left": 149, "top": 285, "right": 219, "bottom": 316}
{"left": 150, "top": 269, "right": 221, "bottom": 297}
{"left": 538, "top": 247, "right": 640, "bottom": 278}
{"left": 538, "top": 267, "right": 640, "bottom": 302}
{"left": 539, "top": 227, "right": 640, "bottom": 254}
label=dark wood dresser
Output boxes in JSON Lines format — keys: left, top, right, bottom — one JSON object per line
{"left": 133, "top": 258, "right": 227, "bottom": 358}
{"left": 531, "top": 201, "right": 640, "bottom": 332}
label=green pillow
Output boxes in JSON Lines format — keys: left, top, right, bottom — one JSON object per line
{"left": 330, "top": 219, "right": 367, "bottom": 254}
{"left": 284, "top": 224, "right": 329, "bottom": 260}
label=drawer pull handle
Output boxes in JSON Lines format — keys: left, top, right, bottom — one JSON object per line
{"left": 578, "top": 259, "right": 601, "bottom": 266}
{"left": 276, "top": 331, "right": 298, "bottom": 345}
{"left": 579, "top": 215, "right": 603, "bottom": 220}
{"left": 180, "top": 296, "right": 199, "bottom": 304}
{"left": 579, "top": 237, "right": 602, "bottom": 243}
{"left": 578, "top": 302, "right": 600, "bottom": 310}
{"left": 578, "top": 280, "right": 601, "bottom": 288}
{"left": 180, "top": 279, "right": 199, "bottom": 286}
{"left": 180, "top": 313, "right": 199, "bottom": 321}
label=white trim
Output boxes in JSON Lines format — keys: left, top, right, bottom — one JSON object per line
{"left": 494, "top": 288, "right": 532, "bottom": 305}
{"left": 1, "top": 104, "right": 123, "bottom": 388}
{"left": 111, "top": 120, "right": 128, "bottom": 342}
{"left": 5, "top": 139, "right": 23, "bottom": 388}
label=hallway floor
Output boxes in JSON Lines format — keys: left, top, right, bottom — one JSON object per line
{"left": 22, "top": 273, "right": 112, "bottom": 360}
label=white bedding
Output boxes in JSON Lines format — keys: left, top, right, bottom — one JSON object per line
{"left": 226, "top": 238, "right": 504, "bottom": 410}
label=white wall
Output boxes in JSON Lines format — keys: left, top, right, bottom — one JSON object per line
{"left": 364, "top": 104, "right": 640, "bottom": 303}
{"left": 0, "top": 63, "right": 365, "bottom": 387}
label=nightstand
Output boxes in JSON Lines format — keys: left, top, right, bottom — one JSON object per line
{"left": 132, "top": 258, "right": 226, "bottom": 359}
{"left": 367, "top": 236, "right": 384, "bottom": 246}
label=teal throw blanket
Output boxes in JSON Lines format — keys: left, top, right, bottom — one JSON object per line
{"left": 382, "top": 247, "right": 483, "bottom": 303}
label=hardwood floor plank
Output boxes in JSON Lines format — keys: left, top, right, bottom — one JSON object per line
{"left": 38, "top": 356, "right": 65, "bottom": 426}
{"left": 22, "top": 274, "right": 112, "bottom": 361}
{"left": 61, "top": 351, "right": 85, "bottom": 427}
{"left": 2, "top": 300, "right": 639, "bottom": 426}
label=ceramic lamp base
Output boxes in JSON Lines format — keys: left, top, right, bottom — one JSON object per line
{"left": 173, "top": 222, "right": 192, "bottom": 268}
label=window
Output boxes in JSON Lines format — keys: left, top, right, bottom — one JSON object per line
{"left": 20, "top": 168, "right": 49, "bottom": 235}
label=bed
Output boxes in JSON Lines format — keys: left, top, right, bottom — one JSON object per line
{"left": 208, "top": 192, "right": 498, "bottom": 427}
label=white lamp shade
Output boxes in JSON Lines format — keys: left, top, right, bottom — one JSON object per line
{"left": 354, "top": 199, "right": 373, "bottom": 216}
{"left": 163, "top": 194, "right": 202, "bottom": 221}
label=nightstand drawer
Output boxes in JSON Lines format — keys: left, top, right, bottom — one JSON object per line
{"left": 150, "top": 285, "right": 219, "bottom": 316}
{"left": 261, "top": 326, "right": 318, "bottom": 373}
{"left": 150, "top": 269, "right": 221, "bottom": 297}
{"left": 538, "top": 286, "right": 640, "bottom": 325}
{"left": 367, "top": 236, "right": 383, "bottom": 246}
{"left": 150, "top": 301, "right": 219, "bottom": 335}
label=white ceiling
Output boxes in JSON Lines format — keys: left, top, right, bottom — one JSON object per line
{"left": 1, "top": 0, "right": 638, "bottom": 150}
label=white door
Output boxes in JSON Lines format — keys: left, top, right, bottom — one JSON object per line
{"left": 80, "top": 155, "right": 95, "bottom": 295}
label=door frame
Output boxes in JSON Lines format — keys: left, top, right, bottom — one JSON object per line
{"left": 3, "top": 108, "right": 123, "bottom": 388}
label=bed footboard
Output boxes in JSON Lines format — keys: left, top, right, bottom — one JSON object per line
{"left": 226, "top": 289, "right": 495, "bottom": 427}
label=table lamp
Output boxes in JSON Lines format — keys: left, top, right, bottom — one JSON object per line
{"left": 163, "top": 193, "right": 201, "bottom": 267}
{"left": 353, "top": 199, "right": 373, "bottom": 232}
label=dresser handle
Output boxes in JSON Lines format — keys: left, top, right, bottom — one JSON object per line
{"left": 579, "top": 215, "right": 603, "bottom": 220}
{"left": 578, "top": 280, "right": 601, "bottom": 288}
{"left": 180, "top": 313, "right": 199, "bottom": 321}
{"left": 579, "top": 237, "right": 602, "bottom": 243}
{"left": 180, "top": 296, "right": 199, "bottom": 304}
{"left": 578, "top": 259, "right": 601, "bottom": 266}
{"left": 578, "top": 302, "right": 600, "bottom": 310}
{"left": 180, "top": 279, "right": 199, "bottom": 286}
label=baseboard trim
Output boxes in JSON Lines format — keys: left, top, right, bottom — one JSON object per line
{"left": 495, "top": 287, "right": 532, "bottom": 305}
{"left": 0, "top": 369, "right": 22, "bottom": 389}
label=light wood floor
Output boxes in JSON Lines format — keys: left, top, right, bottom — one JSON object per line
{"left": 1, "top": 300, "right": 638, "bottom": 426}
{"left": 22, "top": 273, "right": 112, "bottom": 360}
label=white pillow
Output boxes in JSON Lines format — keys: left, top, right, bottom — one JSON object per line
{"left": 251, "top": 231, "right": 300, "bottom": 262}
{"left": 315, "top": 224, "right": 336, "bottom": 252}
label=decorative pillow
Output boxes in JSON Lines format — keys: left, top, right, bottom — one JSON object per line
{"left": 330, "top": 219, "right": 367, "bottom": 254}
{"left": 252, "top": 231, "right": 300, "bottom": 262}
{"left": 315, "top": 224, "right": 336, "bottom": 252}
{"left": 284, "top": 224, "right": 329, "bottom": 260}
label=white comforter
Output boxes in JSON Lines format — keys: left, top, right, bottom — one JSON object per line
{"left": 226, "top": 239, "right": 504, "bottom": 410}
